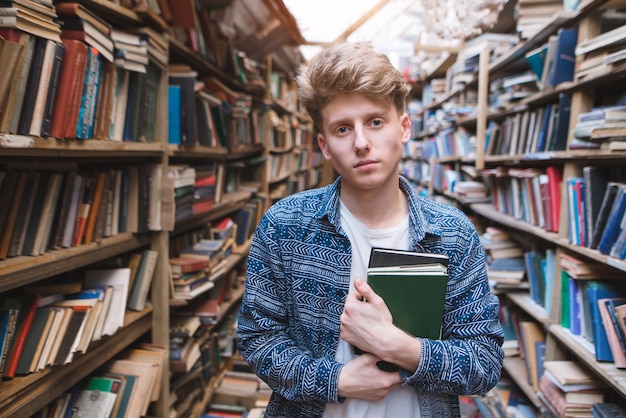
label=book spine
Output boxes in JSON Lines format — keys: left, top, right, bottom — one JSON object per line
{"left": 16, "top": 37, "right": 48, "bottom": 135}
{"left": 3, "top": 294, "right": 40, "bottom": 379}
{"left": 28, "top": 40, "right": 57, "bottom": 136}
{"left": 76, "top": 46, "right": 102, "bottom": 139}
{"left": 40, "top": 41, "right": 66, "bottom": 137}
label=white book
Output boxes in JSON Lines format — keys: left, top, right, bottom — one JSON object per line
{"left": 28, "top": 39, "right": 56, "bottom": 136}
{"left": 84, "top": 268, "right": 131, "bottom": 336}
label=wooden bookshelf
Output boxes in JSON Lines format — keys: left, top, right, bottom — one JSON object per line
{"left": 0, "top": 0, "right": 312, "bottom": 416}
{"left": 407, "top": 0, "right": 626, "bottom": 412}
{"left": 0, "top": 308, "right": 153, "bottom": 418}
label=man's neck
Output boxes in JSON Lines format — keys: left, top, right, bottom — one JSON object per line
{"left": 339, "top": 182, "right": 409, "bottom": 230}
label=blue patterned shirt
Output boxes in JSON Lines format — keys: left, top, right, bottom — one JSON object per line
{"left": 237, "top": 176, "right": 504, "bottom": 417}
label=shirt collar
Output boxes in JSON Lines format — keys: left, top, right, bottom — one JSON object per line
{"left": 316, "top": 176, "right": 442, "bottom": 242}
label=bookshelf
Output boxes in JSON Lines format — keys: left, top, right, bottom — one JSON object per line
{"left": 406, "top": 0, "right": 626, "bottom": 413}
{"left": 0, "top": 0, "right": 312, "bottom": 417}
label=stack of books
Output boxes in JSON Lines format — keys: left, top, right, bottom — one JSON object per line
{"left": 538, "top": 360, "right": 605, "bottom": 417}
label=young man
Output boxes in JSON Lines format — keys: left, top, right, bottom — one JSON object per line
{"left": 237, "top": 42, "right": 504, "bottom": 417}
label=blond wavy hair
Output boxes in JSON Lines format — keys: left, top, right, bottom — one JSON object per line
{"left": 296, "top": 42, "right": 408, "bottom": 133}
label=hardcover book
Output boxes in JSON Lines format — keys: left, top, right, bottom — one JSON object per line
{"left": 360, "top": 247, "right": 450, "bottom": 371}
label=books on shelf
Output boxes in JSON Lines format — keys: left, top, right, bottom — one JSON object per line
{"left": 543, "top": 360, "right": 606, "bottom": 390}
{"left": 126, "top": 249, "right": 158, "bottom": 312}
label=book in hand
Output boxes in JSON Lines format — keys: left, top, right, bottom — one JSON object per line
{"left": 368, "top": 247, "right": 449, "bottom": 267}
{"left": 356, "top": 247, "right": 449, "bottom": 372}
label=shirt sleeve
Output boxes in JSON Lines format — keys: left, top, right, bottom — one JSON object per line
{"left": 401, "top": 224, "right": 504, "bottom": 396}
{"left": 236, "top": 212, "right": 343, "bottom": 405}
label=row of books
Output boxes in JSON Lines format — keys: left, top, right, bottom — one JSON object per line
{"left": 481, "top": 165, "right": 563, "bottom": 233}
{"left": 167, "top": 65, "right": 261, "bottom": 150}
{"left": 0, "top": 249, "right": 158, "bottom": 380}
{"left": 561, "top": 273, "right": 626, "bottom": 367}
{"left": 488, "top": 25, "right": 577, "bottom": 115}
{"left": 0, "top": 164, "right": 163, "bottom": 260}
{"left": 501, "top": 297, "right": 626, "bottom": 416}
{"left": 484, "top": 93, "right": 572, "bottom": 156}
{"left": 37, "top": 343, "right": 168, "bottom": 418}
{"left": 0, "top": 1, "right": 168, "bottom": 141}
{"left": 420, "top": 126, "right": 474, "bottom": 159}
{"left": 566, "top": 169, "right": 626, "bottom": 259}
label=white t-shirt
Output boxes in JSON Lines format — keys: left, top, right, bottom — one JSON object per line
{"left": 324, "top": 201, "right": 421, "bottom": 418}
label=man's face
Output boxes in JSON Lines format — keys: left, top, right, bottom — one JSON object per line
{"left": 317, "top": 92, "right": 411, "bottom": 193}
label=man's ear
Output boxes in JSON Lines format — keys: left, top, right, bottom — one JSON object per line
{"left": 318, "top": 132, "right": 331, "bottom": 160}
{"left": 400, "top": 113, "right": 411, "bottom": 144}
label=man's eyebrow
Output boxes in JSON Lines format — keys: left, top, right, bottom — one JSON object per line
{"left": 327, "top": 111, "right": 389, "bottom": 129}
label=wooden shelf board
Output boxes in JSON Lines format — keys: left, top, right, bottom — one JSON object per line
{"left": 469, "top": 203, "right": 559, "bottom": 244}
{"left": 506, "top": 292, "right": 550, "bottom": 324}
{"left": 0, "top": 233, "right": 151, "bottom": 293}
{"left": 503, "top": 356, "right": 543, "bottom": 408}
{"left": 172, "top": 193, "right": 252, "bottom": 237}
{"left": 0, "top": 135, "right": 165, "bottom": 157}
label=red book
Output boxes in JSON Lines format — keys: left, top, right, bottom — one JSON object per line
{"left": 169, "top": 257, "right": 209, "bottom": 275}
{"left": 3, "top": 293, "right": 41, "bottom": 379}
{"left": 50, "top": 39, "right": 88, "bottom": 139}
{"left": 546, "top": 166, "right": 563, "bottom": 233}
{"left": 192, "top": 199, "right": 214, "bottom": 215}
{"left": 0, "top": 28, "right": 22, "bottom": 42}
{"left": 72, "top": 175, "right": 97, "bottom": 246}
{"left": 195, "top": 173, "right": 216, "bottom": 187}
{"left": 61, "top": 42, "right": 93, "bottom": 139}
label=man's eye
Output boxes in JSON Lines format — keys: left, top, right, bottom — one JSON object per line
{"left": 371, "top": 119, "right": 382, "bottom": 127}
{"left": 337, "top": 126, "right": 348, "bottom": 134}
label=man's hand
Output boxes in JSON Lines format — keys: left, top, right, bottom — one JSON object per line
{"left": 336, "top": 353, "right": 403, "bottom": 401}
{"left": 341, "top": 278, "right": 421, "bottom": 373}
{"left": 340, "top": 278, "right": 394, "bottom": 354}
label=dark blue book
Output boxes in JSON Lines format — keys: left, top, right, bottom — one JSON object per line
{"left": 569, "top": 276, "right": 582, "bottom": 335}
{"left": 590, "top": 182, "right": 621, "bottom": 250}
{"left": 524, "top": 251, "right": 546, "bottom": 306}
{"left": 546, "top": 28, "right": 578, "bottom": 87}
{"left": 550, "top": 93, "right": 572, "bottom": 151}
{"left": 123, "top": 70, "right": 147, "bottom": 142}
{"left": 488, "top": 257, "right": 526, "bottom": 272}
{"left": 583, "top": 167, "right": 611, "bottom": 248}
{"left": 535, "top": 103, "right": 553, "bottom": 152}
{"left": 597, "top": 185, "right": 626, "bottom": 255}
{"left": 592, "top": 402, "right": 626, "bottom": 418}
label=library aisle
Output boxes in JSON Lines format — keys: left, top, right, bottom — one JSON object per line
{"left": 0, "top": 0, "right": 626, "bottom": 417}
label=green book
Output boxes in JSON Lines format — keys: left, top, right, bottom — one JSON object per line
{"left": 101, "top": 371, "right": 137, "bottom": 418}
{"left": 366, "top": 264, "right": 448, "bottom": 372}
{"left": 367, "top": 264, "right": 448, "bottom": 341}
{"left": 561, "top": 271, "right": 570, "bottom": 329}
